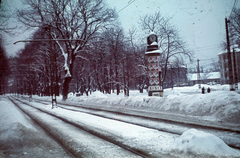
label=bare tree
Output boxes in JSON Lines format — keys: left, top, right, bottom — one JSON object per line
{"left": 17, "top": 0, "right": 117, "bottom": 100}
{"left": 100, "top": 25, "right": 126, "bottom": 95}
{"left": 140, "top": 11, "right": 194, "bottom": 83}
{"left": 0, "top": 0, "right": 16, "bottom": 33}
{"left": 127, "top": 27, "right": 148, "bottom": 93}
{"left": 229, "top": 8, "right": 240, "bottom": 47}
{"left": 211, "top": 58, "right": 220, "bottom": 72}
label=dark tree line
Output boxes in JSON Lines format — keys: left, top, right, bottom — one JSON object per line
{"left": 12, "top": 25, "right": 148, "bottom": 97}
{"left": 10, "top": 27, "right": 62, "bottom": 96}
{"left": 0, "top": 0, "right": 10, "bottom": 95}
{"left": 17, "top": 0, "right": 118, "bottom": 100}
{"left": 0, "top": 37, "right": 9, "bottom": 94}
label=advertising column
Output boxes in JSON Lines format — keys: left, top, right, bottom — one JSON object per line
{"left": 145, "top": 32, "right": 163, "bottom": 97}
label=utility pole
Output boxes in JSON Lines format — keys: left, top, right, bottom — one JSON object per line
{"left": 46, "top": 25, "right": 57, "bottom": 108}
{"left": 232, "top": 48, "right": 238, "bottom": 89}
{"left": 197, "top": 59, "right": 201, "bottom": 89}
{"left": 225, "top": 17, "right": 234, "bottom": 91}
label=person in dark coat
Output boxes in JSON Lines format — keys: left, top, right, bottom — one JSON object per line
{"left": 202, "top": 87, "right": 205, "bottom": 94}
{"left": 207, "top": 87, "right": 211, "bottom": 93}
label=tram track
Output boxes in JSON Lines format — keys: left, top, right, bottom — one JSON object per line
{"left": 23, "top": 96, "right": 240, "bottom": 150}
{"left": 8, "top": 96, "right": 156, "bottom": 158}
{"left": 7, "top": 97, "right": 76, "bottom": 158}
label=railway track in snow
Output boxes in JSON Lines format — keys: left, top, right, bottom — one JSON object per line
{"left": 17, "top": 96, "right": 240, "bottom": 150}
{"left": 8, "top": 96, "right": 152, "bottom": 158}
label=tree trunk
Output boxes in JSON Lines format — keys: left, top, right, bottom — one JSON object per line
{"left": 62, "top": 76, "right": 72, "bottom": 101}
{"left": 62, "top": 51, "right": 75, "bottom": 101}
{"left": 116, "top": 67, "right": 120, "bottom": 95}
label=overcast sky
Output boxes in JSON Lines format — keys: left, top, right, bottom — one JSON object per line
{"left": 3, "top": 0, "right": 239, "bottom": 66}
{"left": 105, "top": 0, "right": 238, "bottom": 66}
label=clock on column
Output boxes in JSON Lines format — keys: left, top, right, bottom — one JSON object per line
{"left": 147, "top": 34, "right": 158, "bottom": 45}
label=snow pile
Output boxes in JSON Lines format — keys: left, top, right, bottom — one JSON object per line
{"left": 88, "top": 91, "right": 108, "bottom": 98}
{"left": 30, "top": 84, "right": 240, "bottom": 125}
{"left": 163, "top": 89, "right": 185, "bottom": 96}
{"left": 172, "top": 129, "right": 240, "bottom": 157}
{"left": 140, "top": 91, "right": 240, "bottom": 124}
{"left": 78, "top": 88, "right": 240, "bottom": 125}
{"left": 27, "top": 84, "right": 240, "bottom": 128}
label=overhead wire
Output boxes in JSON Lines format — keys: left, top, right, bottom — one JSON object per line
{"left": 193, "top": 45, "right": 219, "bottom": 52}
{"left": 190, "top": 44, "right": 222, "bottom": 52}
{"left": 117, "top": 0, "right": 136, "bottom": 13}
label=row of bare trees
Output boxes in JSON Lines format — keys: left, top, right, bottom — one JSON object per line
{"left": 8, "top": 0, "right": 194, "bottom": 100}
{"left": 0, "top": 36, "right": 9, "bottom": 94}
{"left": 0, "top": 0, "right": 11, "bottom": 94}
{"left": 11, "top": 23, "right": 148, "bottom": 98}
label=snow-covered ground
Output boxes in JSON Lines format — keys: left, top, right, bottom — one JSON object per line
{"left": 1, "top": 84, "right": 240, "bottom": 157}
{"left": 0, "top": 96, "right": 71, "bottom": 157}
{"left": 66, "top": 84, "right": 240, "bottom": 127}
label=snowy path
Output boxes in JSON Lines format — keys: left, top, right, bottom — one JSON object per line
{"left": 7, "top": 96, "right": 240, "bottom": 157}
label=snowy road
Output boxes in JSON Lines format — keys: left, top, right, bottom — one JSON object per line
{"left": 2, "top": 95, "right": 240, "bottom": 157}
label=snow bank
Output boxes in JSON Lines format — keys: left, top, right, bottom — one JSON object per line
{"left": 77, "top": 87, "right": 240, "bottom": 125}
{"left": 88, "top": 91, "right": 108, "bottom": 98}
{"left": 140, "top": 91, "right": 240, "bottom": 124}
{"left": 172, "top": 129, "right": 240, "bottom": 157}
{"left": 0, "top": 98, "right": 36, "bottom": 131}
{"left": 32, "top": 84, "right": 240, "bottom": 125}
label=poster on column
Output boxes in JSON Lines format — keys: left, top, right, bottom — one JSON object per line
{"left": 149, "top": 71, "right": 159, "bottom": 78}
{"left": 148, "top": 56, "right": 158, "bottom": 63}
{"left": 149, "top": 78, "right": 159, "bottom": 85}
{"left": 148, "top": 63, "right": 158, "bottom": 71}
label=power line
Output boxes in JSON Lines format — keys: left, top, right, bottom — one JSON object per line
{"left": 117, "top": 0, "right": 135, "bottom": 13}
{"left": 198, "top": 57, "right": 218, "bottom": 61}
{"left": 193, "top": 44, "right": 218, "bottom": 48}
{"left": 193, "top": 46, "right": 219, "bottom": 52}
{"left": 191, "top": 44, "right": 221, "bottom": 52}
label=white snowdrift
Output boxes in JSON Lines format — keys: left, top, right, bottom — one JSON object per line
{"left": 74, "top": 85, "right": 240, "bottom": 125}
{"left": 172, "top": 129, "right": 240, "bottom": 157}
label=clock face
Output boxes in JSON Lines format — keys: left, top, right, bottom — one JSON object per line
{"left": 149, "top": 35, "right": 157, "bottom": 42}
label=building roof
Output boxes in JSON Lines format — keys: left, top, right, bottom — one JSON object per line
{"left": 218, "top": 46, "right": 240, "bottom": 56}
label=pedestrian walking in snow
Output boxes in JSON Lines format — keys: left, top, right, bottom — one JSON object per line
{"left": 202, "top": 87, "right": 205, "bottom": 94}
{"left": 207, "top": 87, "right": 210, "bottom": 93}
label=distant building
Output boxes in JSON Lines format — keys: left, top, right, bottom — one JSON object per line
{"left": 218, "top": 48, "right": 240, "bottom": 86}
{"left": 163, "top": 65, "right": 188, "bottom": 88}
{"left": 187, "top": 72, "right": 220, "bottom": 86}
